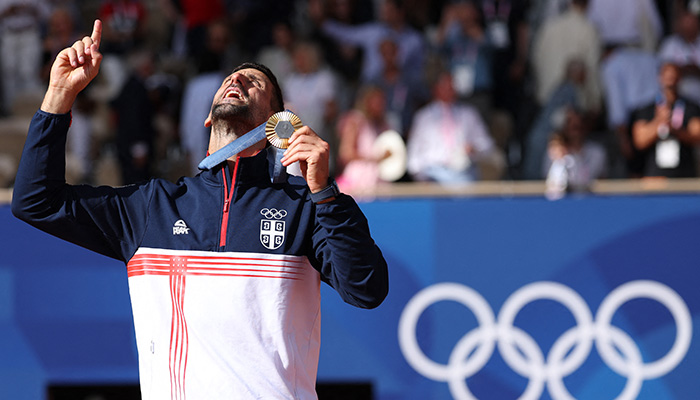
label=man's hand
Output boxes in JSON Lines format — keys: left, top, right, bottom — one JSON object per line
{"left": 41, "top": 19, "right": 103, "bottom": 114}
{"left": 655, "top": 103, "right": 671, "bottom": 125}
{"left": 280, "top": 126, "right": 331, "bottom": 193}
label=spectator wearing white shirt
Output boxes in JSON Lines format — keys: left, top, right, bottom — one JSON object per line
{"left": 284, "top": 41, "right": 339, "bottom": 138}
{"left": 407, "top": 71, "right": 503, "bottom": 183}
{"left": 283, "top": 41, "right": 340, "bottom": 172}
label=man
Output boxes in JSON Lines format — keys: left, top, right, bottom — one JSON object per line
{"left": 0, "top": 0, "right": 46, "bottom": 114}
{"left": 435, "top": 0, "right": 493, "bottom": 113}
{"left": 523, "top": 58, "right": 587, "bottom": 180}
{"left": 586, "top": 0, "right": 663, "bottom": 52}
{"left": 407, "top": 71, "right": 502, "bottom": 183}
{"left": 599, "top": 44, "right": 658, "bottom": 177}
{"left": 631, "top": 62, "right": 700, "bottom": 178}
{"left": 542, "top": 108, "right": 607, "bottom": 199}
{"left": 658, "top": 9, "right": 700, "bottom": 107}
{"left": 11, "top": 20, "right": 388, "bottom": 399}
{"left": 313, "top": 0, "right": 425, "bottom": 83}
{"left": 531, "top": 0, "right": 601, "bottom": 114}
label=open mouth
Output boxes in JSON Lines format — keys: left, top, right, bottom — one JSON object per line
{"left": 224, "top": 86, "right": 245, "bottom": 101}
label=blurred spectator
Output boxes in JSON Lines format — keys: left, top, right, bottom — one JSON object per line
{"left": 401, "top": 0, "right": 442, "bottom": 30}
{"left": 478, "top": 0, "right": 532, "bottom": 178}
{"left": 142, "top": 60, "right": 183, "bottom": 181}
{"left": 544, "top": 133, "right": 572, "bottom": 199}
{"left": 196, "top": 19, "right": 246, "bottom": 77}
{"left": 0, "top": 0, "right": 47, "bottom": 115}
{"left": 531, "top": 0, "right": 601, "bottom": 113}
{"left": 44, "top": 0, "right": 81, "bottom": 16}
{"left": 43, "top": 3, "right": 91, "bottom": 186}
{"left": 689, "top": 0, "right": 700, "bottom": 15}
{"left": 435, "top": 0, "right": 494, "bottom": 119}
{"left": 371, "top": 38, "right": 428, "bottom": 136}
{"left": 314, "top": 0, "right": 426, "bottom": 83}
{"left": 41, "top": 7, "right": 80, "bottom": 83}
{"left": 257, "top": 21, "right": 295, "bottom": 88}
{"left": 407, "top": 71, "right": 502, "bottom": 183}
{"left": 336, "top": 85, "right": 396, "bottom": 193}
{"left": 96, "top": 0, "right": 149, "bottom": 106}
{"left": 631, "top": 62, "right": 700, "bottom": 178}
{"left": 283, "top": 41, "right": 339, "bottom": 146}
{"left": 523, "top": 58, "right": 587, "bottom": 179}
{"left": 66, "top": 93, "right": 97, "bottom": 184}
{"left": 600, "top": 45, "right": 659, "bottom": 177}
{"left": 173, "top": 0, "right": 224, "bottom": 59}
{"left": 481, "top": 0, "right": 530, "bottom": 115}
{"left": 527, "top": 0, "right": 572, "bottom": 36}
{"left": 180, "top": 21, "right": 236, "bottom": 175}
{"left": 586, "top": 0, "right": 663, "bottom": 51}
{"left": 25, "top": 0, "right": 700, "bottom": 190}
{"left": 543, "top": 108, "right": 607, "bottom": 199}
{"left": 98, "top": 0, "right": 147, "bottom": 55}
{"left": 658, "top": 9, "right": 700, "bottom": 106}
{"left": 308, "top": 0, "right": 367, "bottom": 84}
{"left": 223, "top": 1, "right": 295, "bottom": 57}
{"left": 111, "top": 49, "right": 156, "bottom": 184}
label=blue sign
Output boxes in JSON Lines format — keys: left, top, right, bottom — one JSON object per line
{"left": 2, "top": 193, "right": 700, "bottom": 400}
{"left": 320, "top": 195, "right": 700, "bottom": 400}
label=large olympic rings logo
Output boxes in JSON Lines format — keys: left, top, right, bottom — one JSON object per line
{"left": 398, "top": 281, "right": 692, "bottom": 400}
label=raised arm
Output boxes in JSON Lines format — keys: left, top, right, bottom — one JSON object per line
{"left": 42, "top": 19, "right": 103, "bottom": 114}
{"left": 12, "top": 20, "right": 151, "bottom": 261}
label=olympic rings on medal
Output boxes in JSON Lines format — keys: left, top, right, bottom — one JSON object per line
{"left": 260, "top": 208, "right": 287, "bottom": 220}
{"left": 398, "top": 280, "right": 692, "bottom": 400}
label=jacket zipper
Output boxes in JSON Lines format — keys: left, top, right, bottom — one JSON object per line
{"left": 219, "top": 158, "right": 239, "bottom": 248}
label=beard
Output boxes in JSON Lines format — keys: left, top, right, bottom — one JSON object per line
{"left": 210, "top": 102, "right": 253, "bottom": 126}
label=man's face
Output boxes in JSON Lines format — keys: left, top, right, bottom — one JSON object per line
{"left": 379, "top": 39, "right": 398, "bottom": 63}
{"left": 434, "top": 74, "right": 456, "bottom": 103}
{"left": 380, "top": 1, "right": 401, "bottom": 25}
{"left": 659, "top": 64, "right": 680, "bottom": 91}
{"left": 206, "top": 68, "right": 275, "bottom": 128}
{"left": 678, "top": 13, "right": 699, "bottom": 42}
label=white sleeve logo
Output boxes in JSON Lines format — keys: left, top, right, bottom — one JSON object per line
{"left": 172, "top": 219, "right": 190, "bottom": 235}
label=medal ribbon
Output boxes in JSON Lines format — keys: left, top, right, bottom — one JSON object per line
{"left": 198, "top": 121, "right": 287, "bottom": 183}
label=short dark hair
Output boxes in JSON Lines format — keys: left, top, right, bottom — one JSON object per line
{"left": 233, "top": 62, "right": 285, "bottom": 113}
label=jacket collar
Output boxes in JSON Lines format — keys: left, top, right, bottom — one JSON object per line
{"left": 199, "top": 146, "right": 276, "bottom": 185}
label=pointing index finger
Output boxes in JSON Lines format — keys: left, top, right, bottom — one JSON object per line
{"left": 91, "top": 19, "right": 102, "bottom": 49}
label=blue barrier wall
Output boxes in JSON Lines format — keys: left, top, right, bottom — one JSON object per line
{"left": 2, "top": 193, "right": 699, "bottom": 400}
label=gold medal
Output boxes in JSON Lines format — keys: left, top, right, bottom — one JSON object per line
{"left": 265, "top": 111, "right": 303, "bottom": 149}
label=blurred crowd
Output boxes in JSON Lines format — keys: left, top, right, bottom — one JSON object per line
{"left": 1, "top": 0, "right": 700, "bottom": 196}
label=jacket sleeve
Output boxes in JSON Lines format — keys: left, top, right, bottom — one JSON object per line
{"left": 11, "top": 110, "right": 152, "bottom": 261}
{"left": 310, "top": 194, "right": 389, "bottom": 309}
